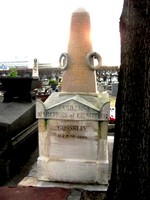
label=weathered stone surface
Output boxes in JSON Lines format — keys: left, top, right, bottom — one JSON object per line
{"left": 36, "top": 92, "right": 109, "bottom": 121}
{"left": 36, "top": 7, "right": 110, "bottom": 185}
{"left": 37, "top": 93, "right": 110, "bottom": 184}
{"left": 61, "top": 8, "right": 97, "bottom": 93}
{"left": 19, "top": 135, "right": 114, "bottom": 188}
{"left": 38, "top": 158, "right": 109, "bottom": 184}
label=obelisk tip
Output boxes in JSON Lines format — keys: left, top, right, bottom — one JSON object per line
{"left": 74, "top": 7, "right": 89, "bottom": 13}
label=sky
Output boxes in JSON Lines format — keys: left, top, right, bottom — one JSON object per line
{"left": 0, "top": 0, "right": 123, "bottom": 67}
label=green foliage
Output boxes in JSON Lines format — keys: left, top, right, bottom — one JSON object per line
{"left": 49, "top": 79, "right": 58, "bottom": 85}
{"left": 7, "top": 67, "right": 18, "bottom": 77}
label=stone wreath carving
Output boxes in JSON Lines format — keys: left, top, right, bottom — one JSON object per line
{"left": 85, "top": 51, "right": 102, "bottom": 70}
{"left": 59, "top": 53, "right": 69, "bottom": 70}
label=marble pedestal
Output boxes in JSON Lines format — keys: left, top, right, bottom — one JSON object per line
{"left": 36, "top": 92, "right": 110, "bottom": 184}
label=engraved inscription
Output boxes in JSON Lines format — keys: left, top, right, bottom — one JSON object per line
{"left": 37, "top": 110, "right": 108, "bottom": 120}
{"left": 57, "top": 134, "right": 87, "bottom": 139}
{"left": 58, "top": 125, "right": 86, "bottom": 131}
{"left": 55, "top": 125, "right": 87, "bottom": 139}
{"left": 37, "top": 101, "right": 109, "bottom": 120}
{"left": 59, "top": 104, "right": 85, "bottom": 111}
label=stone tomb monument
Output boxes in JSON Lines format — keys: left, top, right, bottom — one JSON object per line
{"left": 0, "top": 60, "right": 41, "bottom": 184}
{"left": 36, "top": 8, "right": 110, "bottom": 184}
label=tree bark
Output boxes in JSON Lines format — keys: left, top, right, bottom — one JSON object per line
{"left": 106, "top": 1, "right": 150, "bottom": 200}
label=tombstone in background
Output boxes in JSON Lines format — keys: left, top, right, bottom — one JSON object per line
{"left": 32, "top": 58, "right": 39, "bottom": 78}
{"left": 111, "top": 82, "right": 118, "bottom": 96}
{"left": 0, "top": 60, "right": 39, "bottom": 103}
{"left": 36, "top": 8, "right": 110, "bottom": 184}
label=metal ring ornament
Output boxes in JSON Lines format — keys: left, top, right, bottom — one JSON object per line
{"left": 85, "top": 51, "right": 102, "bottom": 70}
{"left": 59, "top": 53, "right": 69, "bottom": 70}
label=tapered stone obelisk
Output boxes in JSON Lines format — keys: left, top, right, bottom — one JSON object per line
{"left": 61, "top": 8, "right": 98, "bottom": 94}
{"left": 36, "top": 8, "right": 109, "bottom": 185}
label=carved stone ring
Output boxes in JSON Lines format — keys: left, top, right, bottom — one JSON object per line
{"left": 59, "top": 53, "right": 69, "bottom": 70}
{"left": 85, "top": 51, "right": 102, "bottom": 70}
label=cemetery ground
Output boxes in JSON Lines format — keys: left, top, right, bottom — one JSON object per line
{"left": 2, "top": 146, "right": 107, "bottom": 200}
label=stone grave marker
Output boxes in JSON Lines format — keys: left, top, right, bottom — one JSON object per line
{"left": 36, "top": 8, "right": 110, "bottom": 184}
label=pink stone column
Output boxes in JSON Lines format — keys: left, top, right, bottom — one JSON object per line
{"left": 61, "top": 8, "right": 97, "bottom": 94}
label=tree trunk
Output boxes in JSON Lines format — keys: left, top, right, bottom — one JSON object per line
{"left": 106, "top": 1, "right": 150, "bottom": 200}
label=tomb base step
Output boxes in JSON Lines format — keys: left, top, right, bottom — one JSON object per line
{"left": 37, "top": 157, "right": 109, "bottom": 185}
